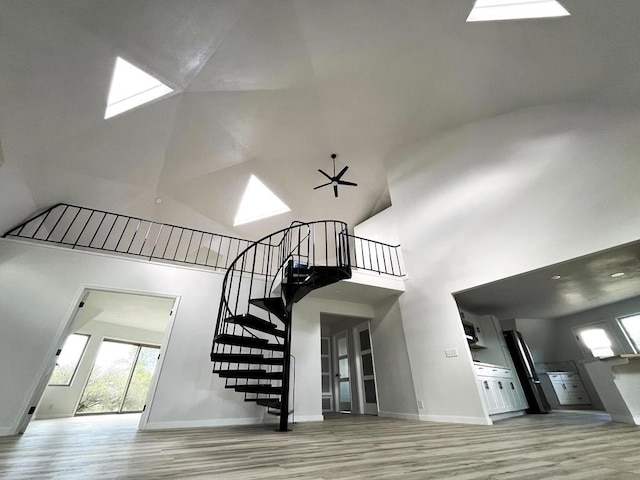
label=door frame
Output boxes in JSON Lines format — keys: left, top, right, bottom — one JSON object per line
{"left": 19, "top": 286, "right": 178, "bottom": 434}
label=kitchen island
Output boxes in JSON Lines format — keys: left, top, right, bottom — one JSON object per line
{"left": 583, "top": 354, "right": 640, "bottom": 425}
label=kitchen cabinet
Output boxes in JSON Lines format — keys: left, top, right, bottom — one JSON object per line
{"left": 475, "top": 363, "right": 528, "bottom": 415}
{"left": 547, "top": 371, "right": 591, "bottom": 405}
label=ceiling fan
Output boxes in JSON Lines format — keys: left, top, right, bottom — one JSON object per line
{"left": 314, "top": 154, "right": 358, "bottom": 198}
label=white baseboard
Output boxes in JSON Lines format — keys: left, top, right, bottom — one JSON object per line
{"left": 611, "top": 413, "right": 640, "bottom": 425}
{"left": 292, "top": 415, "right": 324, "bottom": 423}
{"left": 378, "top": 411, "right": 420, "bottom": 421}
{"left": 489, "top": 410, "right": 525, "bottom": 422}
{"left": 0, "top": 427, "right": 17, "bottom": 437}
{"left": 418, "top": 413, "right": 491, "bottom": 425}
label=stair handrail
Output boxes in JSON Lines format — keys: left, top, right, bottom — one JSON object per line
{"left": 214, "top": 220, "right": 348, "bottom": 341}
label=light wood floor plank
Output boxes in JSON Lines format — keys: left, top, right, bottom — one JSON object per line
{"left": 1, "top": 411, "right": 639, "bottom": 479}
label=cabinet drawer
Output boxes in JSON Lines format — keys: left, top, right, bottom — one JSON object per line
{"left": 568, "top": 392, "right": 591, "bottom": 404}
{"left": 547, "top": 373, "right": 564, "bottom": 382}
{"left": 564, "top": 381, "right": 586, "bottom": 393}
{"left": 560, "top": 373, "right": 578, "bottom": 381}
{"left": 475, "top": 366, "right": 502, "bottom": 377}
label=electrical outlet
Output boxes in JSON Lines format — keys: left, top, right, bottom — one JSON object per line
{"left": 417, "top": 400, "right": 424, "bottom": 409}
{"left": 444, "top": 348, "right": 458, "bottom": 358}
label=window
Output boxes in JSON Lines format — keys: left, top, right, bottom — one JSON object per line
{"left": 104, "top": 57, "right": 173, "bottom": 119}
{"left": 76, "top": 339, "right": 160, "bottom": 414}
{"left": 577, "top": 328, "right": 614, "bottom": 358}
{"left": 49, "top": 333, "right": 90, "bottom": 386}
{"left": 618, "top": 314, "right": 640, "bottom": 353}
{"left": 234, "top": 175, "right": 290, "bottom": 226}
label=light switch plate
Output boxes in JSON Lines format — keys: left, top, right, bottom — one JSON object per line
{"left": 444, "top": 348, "right": 458, "bottom": 358}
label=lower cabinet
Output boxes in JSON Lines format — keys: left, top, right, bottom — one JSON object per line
{"left": 547, "top": 372, "right": 591, "bottom": 406}
{"left": 475, "top": 364, "right": 528, "bottom": 415}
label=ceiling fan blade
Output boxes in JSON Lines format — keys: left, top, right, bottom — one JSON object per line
{"left": 314, "top": 182, "right": 332, "bottom": 190}
{"left": 333, "top": 185, "right": 339, "bottom": 198}
{"left": 335, "top": 165, "right": 349, "bottom": 180}
{"left": 338, "top": 180, "right": 358, "bottom": 187}
{"left": 318, "top": 169, "right": 333, "bottom": 181}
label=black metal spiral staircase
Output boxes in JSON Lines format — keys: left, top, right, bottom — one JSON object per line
{"left": 210, "top": 221, "right": 351, "bottom": 431}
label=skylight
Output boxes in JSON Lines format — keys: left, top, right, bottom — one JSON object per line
{"left": 234, "top": 175, "right": 290, "bottom": 226}
{"left": 104, "top": 57, "right": 173, "bottom": 119}
{"left": 466, "top": 0, "right": 570, "bottom": 22}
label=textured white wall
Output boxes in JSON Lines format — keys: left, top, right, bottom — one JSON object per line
{"left": 386, "top": 103, "right": 640, "bottom": 424}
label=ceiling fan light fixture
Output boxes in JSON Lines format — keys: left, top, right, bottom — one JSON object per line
{"left": 314, "top": 153, "right": 358, "bottom": 198}
{"left": 466, "top": 0, "right": 570, "bottom": 22}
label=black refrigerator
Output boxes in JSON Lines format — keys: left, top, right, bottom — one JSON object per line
{"left": 503, "top": 330, "right": 550, "bottom": 414}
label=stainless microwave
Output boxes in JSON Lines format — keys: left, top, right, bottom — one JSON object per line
{"left": 462, "top": 320, "right": 478, "bottom": 345}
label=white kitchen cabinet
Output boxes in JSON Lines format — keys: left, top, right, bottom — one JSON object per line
{"left": 475, "top": 363, "right": 528, "bottom": 415}
{"left": 547, "top": 371, "right": 591, "bottom": 406}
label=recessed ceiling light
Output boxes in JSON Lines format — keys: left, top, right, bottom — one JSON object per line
{"left": 466, "top": 0, "right": 570, "bottom": 22}
{"left": 155, "top": 197, "right": 163, "bottom": 204}
{"left": 234, "top": 175, "right": 290, "bottom": 226}
{"left": 611, "top": 272, "right": 625, "bottom": 278}
{"left": 550, "top": 275, "right": 561, "bottom": 280}
{"left": 105, "top": 57, "right": 173, "bottom": 119}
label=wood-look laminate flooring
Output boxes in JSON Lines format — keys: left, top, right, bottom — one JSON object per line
{"left": 1, "top": 411, "right": 640, "bottom": 479}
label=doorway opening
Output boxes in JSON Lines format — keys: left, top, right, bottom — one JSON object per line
{"left": 33, "top": 289, "right": 176, "bottom": 430}
{"left": 320, "top": 313, "right": 379, "bottom": 418}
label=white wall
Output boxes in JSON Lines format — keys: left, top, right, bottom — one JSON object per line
{"left": 291, "top": 297, "right": 375, "bottom": 422}
{"left": 0, "top": 162, "right": 37, "bottom": 234}
{"left": 372, "top": 298, "right": 419, "bottom": 420}
{"left": 0, "top": 239, "right": 325, "bottom": 435}
{"left": 36, "top": 320, "right": 166, "bottom": 419}
{"left": 384, "top": 103, "right": 640, "bottom": 424}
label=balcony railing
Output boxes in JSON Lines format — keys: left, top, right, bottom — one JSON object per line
{"left": 3, "top": 204, "right": 405, "bottom": 277}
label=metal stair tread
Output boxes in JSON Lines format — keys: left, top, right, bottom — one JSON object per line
{"left": 227, "top": 313, "right": 283, "bottom": 333}
{"left": 249, "top": 297, "right": 289, "bottom": 322}
{"left": 210, "top": 353, "right": 284, "bottom": 365}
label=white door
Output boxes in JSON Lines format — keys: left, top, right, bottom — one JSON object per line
{"left": 334, "top": 330, "right": 351, "bottom": 412}
{"left": 354, "top": 322, "right": 378, "bottom": 415}
{"left": 320, "top": 337, "right": 333, "bottom": 412}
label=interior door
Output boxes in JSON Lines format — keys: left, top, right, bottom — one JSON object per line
{"left": 355, "top": 322, "right": 378, "bottom": 415}
{"left": 334, "top": 330, "right": 351, "bottom": 412}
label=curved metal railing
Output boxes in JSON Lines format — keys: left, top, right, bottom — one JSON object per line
{"left": 210, "top": 220, "right": 350, "bottom": 427}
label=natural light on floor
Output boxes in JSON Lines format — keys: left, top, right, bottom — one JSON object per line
{"left": 104, "top": 57, "right": 173, "bottom": 119}
{"left": 466, "top": 0, "right": 570, "bottom": 22}
{"left": 234, "top": 175, "right": 290, "bottom": 226}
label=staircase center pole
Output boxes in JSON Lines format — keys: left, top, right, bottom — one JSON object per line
{"left": 278, "top": 306, "right": 294, "bottom": 432}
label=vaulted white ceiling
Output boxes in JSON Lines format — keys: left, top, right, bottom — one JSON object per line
{"left": 1, "top": 1, "right": 639, "bottom": 240}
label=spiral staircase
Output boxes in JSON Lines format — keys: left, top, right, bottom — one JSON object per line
{"left": 210, "top": 221, "right": 352, "bottom": 431}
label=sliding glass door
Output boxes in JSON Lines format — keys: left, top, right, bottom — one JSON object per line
{"left": 77, "top": 340, "right": 159, "bottom": 415}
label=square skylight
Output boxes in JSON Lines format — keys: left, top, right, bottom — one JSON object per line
{"left": 234, "top": 175, "right": 291, "bottom": 226}
{"left": 466, "top": 0, "right": 570, "bottom": 22}
{"left": 104, "top": 57, "right": 173, "bottom": 119}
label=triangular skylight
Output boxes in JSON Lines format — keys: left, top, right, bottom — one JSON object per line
{"left": 466, "top": 0, "right": 570, "bottom": 22}
{"left": 104, "top": 57, "right": 173, "bottom": 119}
{"left": 234, "top": 175, "right": 290, "bottom": 226}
